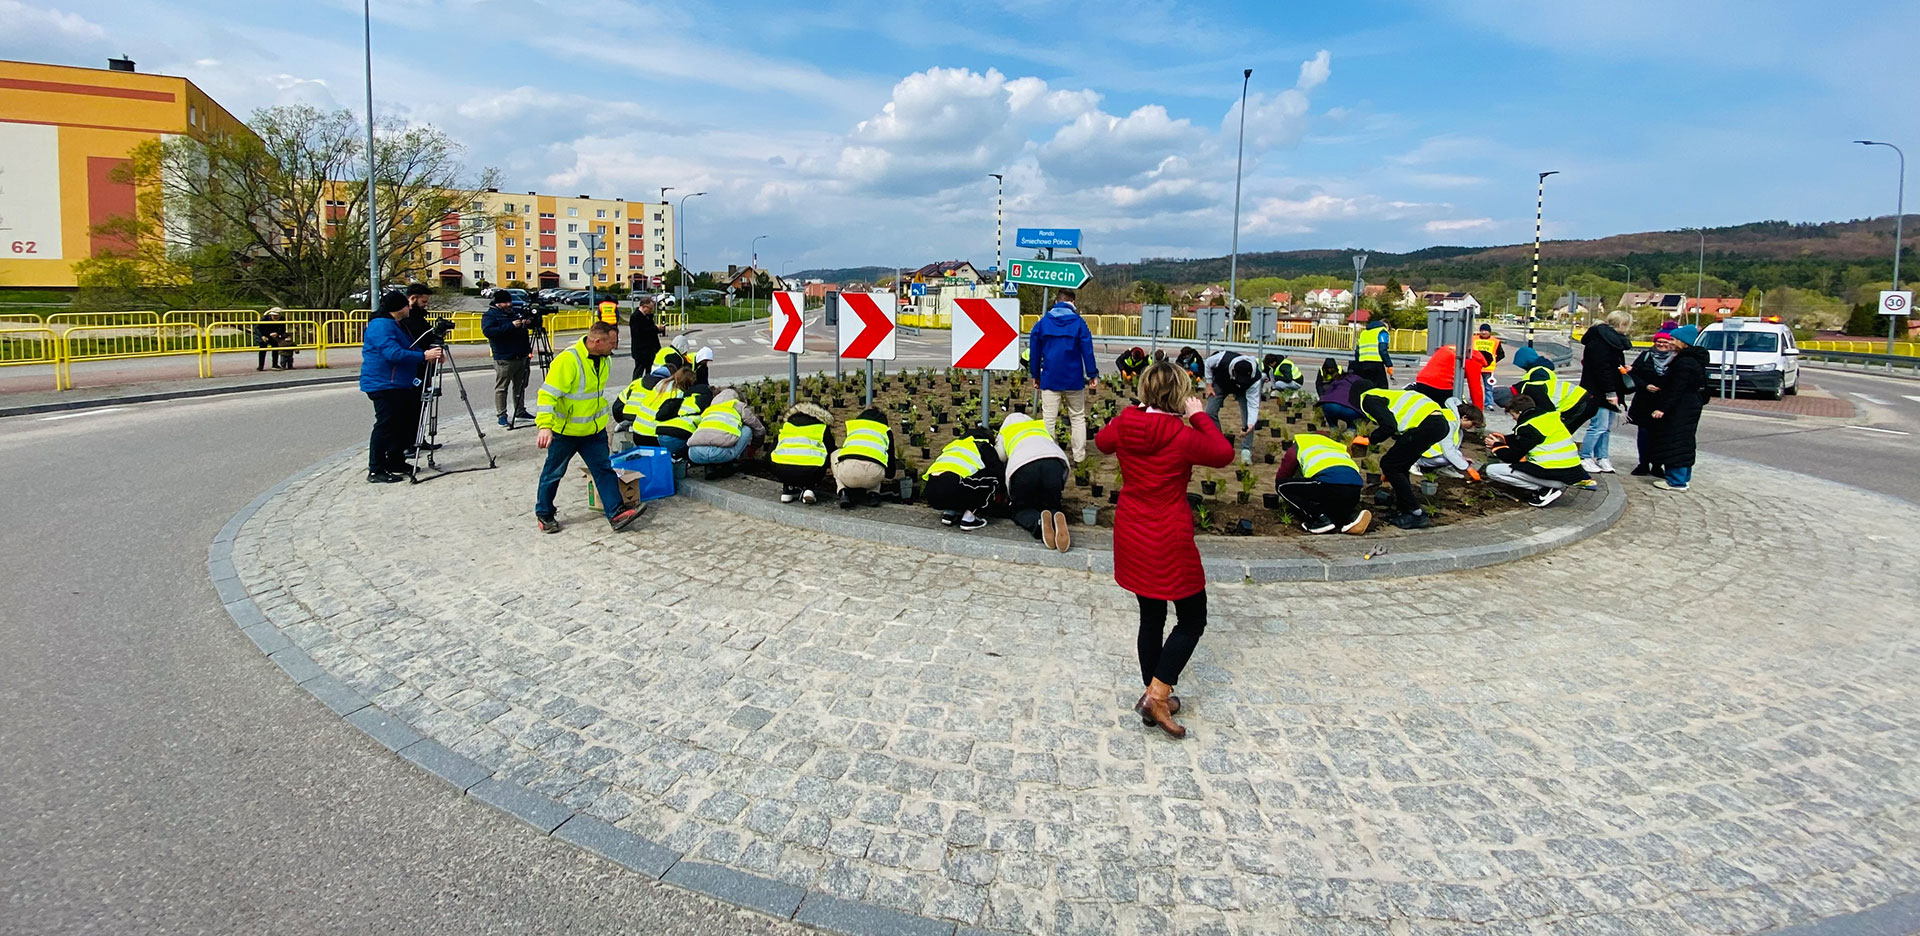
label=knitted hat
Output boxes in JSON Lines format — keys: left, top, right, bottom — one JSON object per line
{"left": 1668, "top": 324, "right": 1699, "bottom": 345}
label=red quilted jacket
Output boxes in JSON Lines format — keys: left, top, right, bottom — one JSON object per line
{"left": 1095, "top": 407, "right": 1234, "bottom": 600}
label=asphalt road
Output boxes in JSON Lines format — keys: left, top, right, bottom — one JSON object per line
{"left": 0, "top": 385, "right": 815, "bottom": 935}
{"left": 1682, "top": 367, "right": 1920, "bottom": 505}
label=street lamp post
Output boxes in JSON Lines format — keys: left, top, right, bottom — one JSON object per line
{"left": 1695, "top": 228, "right": 1706, "bottom": 327}
{"left": 986, "top": 172, "right": 1005, "bottom": 423}
{"left": 1529, "top": 170, "right": 1560, "bottom": 349}
{"left": 749, "top": 234, "right": 768, "bottom": 323}
{"left": 362, "top": 0, "right": 379, "bottom": 303}
{"left": 579, "top": 231, "right": 604, "bottom": 321}
{"left": 1856, "top": 141, "right": 1906, "bottom": 353}
{"left": 1228, "top": 68, "right": 1252, "bottom": 316}
{"left": 676, "top": 191, "right": 705, "bottom": 316}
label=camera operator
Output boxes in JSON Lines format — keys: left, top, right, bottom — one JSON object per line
{"left": 481, "top": 292, "right": 534, "bottom": 427}
{"left": 400, "top": 284, "right": 448, "bottom": 452}
{"left": 361, "top": 291, "right": 445, "bottom": 483}
{"left": 629, "top": 295, "right": 664, "bottom": 381}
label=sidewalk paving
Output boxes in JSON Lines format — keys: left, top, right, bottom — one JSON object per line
{"left": 224, "top": 421, "right": 1920, "bottom": 935}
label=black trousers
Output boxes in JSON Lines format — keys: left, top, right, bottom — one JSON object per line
{"left": 1352, "top": 360, "right": 1389, "bottom": 389}
{"left": 1382, "top": 416, "right": 1449, "bottom": 513}
{"left": 1138, "top": 589, "right": 1207, "bottom": 687}
{"left": 1008, "top": 459, "right": 1066, "bottom": 536}
{"left": 367, "top": 387, "right": 421, "bottom": 473}
{"left": 924, "top": 472, "right": 996, "bottom": 515}
{"left": 1276, "top": 478, "right": 1362, "bottom": 526}
{"left": 772, "top": 463, "right": 828, "bottom": 492}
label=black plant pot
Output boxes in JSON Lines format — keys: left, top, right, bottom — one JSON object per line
{"left": 1224, "top": 434, "right": 1236, "bottom": 447}
{"left": 1366, "top": 471, "right": 1383, "bottom": 485}
{"left": 1264, "top": 453, "right": 1275, "bottom": 464}
{"left": 1236, "top": 492, "right": 1250, "bottom": 505}
{"left": 1270, "top": 427, "right": 1283, "bottom": 438}
{"left": 1286, "top": 416, "right": 1298, "bottom": 425}
{"left": 1075, "top": 476, "right": 1091, "bottom": 488}
{"left": 1091, "top": 483, "right": 1104, "bottom": 497}
{"left": 920, "top": 447, "right": 931, "bottom": 459}
{"left": 1200, "top": 481, "right": 1217, "bottom": 496}
{"left": 1262, "top": 492, "right": 1281, "bottom": 509}
{"left": 1185, "top": 492, "right": 1203, "bottom": 507}
{"left": 1305, "top": 424, "right": 1318, "bottom": 432}
{"left": 1235, "top": 519, "right": 1254, "bottom": 535}
{"left": 1107, "top": 490, "right": 1120, "bottom": 505}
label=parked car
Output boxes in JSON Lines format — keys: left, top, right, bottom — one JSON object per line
{"left": 1697, "top": 318, "right": 1800, "bottom": 399}
{"left": 687, "top": 289, "right": 727, "bottom": 306}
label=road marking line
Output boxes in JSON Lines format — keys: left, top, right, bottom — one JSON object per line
{"left": 729, "top": 337, "right": 746, "bottom": 345}
{"left": 753, "top": 337, "right": 770, "bottom": 345}
{"left": 1903, "top": 395, "right": 1920, "bottom": 404}
{"left": 1851, "top": 392, "right": 1894, "bottom": 405}
{"left": 40, "top": 407, "right": 125, "bottom": 421}
{"left": 1847, "top": 425, "right": 1910, "bottom": 435}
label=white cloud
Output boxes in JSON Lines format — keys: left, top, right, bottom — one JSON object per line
{"left": 1426, "top": 217, "right": 1494, "bottom": 232}
{"left": 0, "top": 1, "right": 108, "bottom": 61}
{"left": 1223, "top": 49, "right": 1331, "bottom": 149}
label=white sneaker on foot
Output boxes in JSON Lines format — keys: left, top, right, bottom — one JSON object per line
{"left": 1580, "top": 457, "right": 1601, "bottom": 473}
{"left": 1596, "top": 458, "right": 1616, "bottom": 473}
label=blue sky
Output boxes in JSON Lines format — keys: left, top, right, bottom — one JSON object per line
{"left": 4, "top": 0, "right": 1916, "bottom": 274}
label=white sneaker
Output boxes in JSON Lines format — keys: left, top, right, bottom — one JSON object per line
{"left": 1580, "top": 457, "right": 1601, "bottom": 473}
{"left": 802, "top": 489, "right": 817, "bottom": 504}
{"left": 1596, "top": 458, "right": 1616, "bottom": 473}
{"left": 1407, "top": 463, "right": 1423, "bottom": 477}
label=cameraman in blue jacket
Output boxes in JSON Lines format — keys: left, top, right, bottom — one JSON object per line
{"left": 360, "top": 291, "right": 444, "bottom": 483}
{"left": 1027, "top": 289, "right": 1098, "bottom": 462}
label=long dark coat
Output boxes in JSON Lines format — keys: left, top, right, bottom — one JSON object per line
{"left": 1629, "top": 346, "right": 1709, "bottom": 468}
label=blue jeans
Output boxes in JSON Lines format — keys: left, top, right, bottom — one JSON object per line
{"left": 687, "top": 433, "right": 750, "bottom": 465}
{"left": 1665, "top": 464, "right": 1692, "bottom": 487}
{"left": 656, "top": 435, "right": 687, "bottom": 458}
{"left": 1319, "top": 402, "right": 1362, "bottom": 429}
{"left": 1579, "top": 406, "right": 1615, "bottom": 460}
{"left": 536, "top": 429, "right": 622, "bottom": 520}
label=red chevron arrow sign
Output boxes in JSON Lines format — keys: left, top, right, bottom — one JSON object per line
{"left": 770, "top": 291, "right": 805, "bottom": 353}
{"left": 952, "top": 297, "right": 1020, "bottom": 370}
{"left": 837, "top": 291, "right": 896, "bottom": 360}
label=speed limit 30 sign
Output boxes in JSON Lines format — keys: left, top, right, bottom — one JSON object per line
{"left": 1882, "top": 290, "right": 1913, "bottom": 316}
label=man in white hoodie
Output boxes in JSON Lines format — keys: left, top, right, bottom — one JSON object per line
{"left": 996, "top": 412, "right": 1071, "bottom": 551}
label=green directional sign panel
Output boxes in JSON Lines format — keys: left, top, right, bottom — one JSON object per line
{"left": 1006, "top": 258, "right": 1090, "bottom": 289}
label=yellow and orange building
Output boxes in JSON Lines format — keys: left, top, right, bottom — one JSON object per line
{"left": 0, "top": 56, "right": 251, "bottom": 288}
{"left": 445, "top": 191, "right": 675, "bottom": 293}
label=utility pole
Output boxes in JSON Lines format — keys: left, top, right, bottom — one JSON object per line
{"left": 676, "top": 191, "right": 705, "bottom": 317}
{"left": 362, "top": 0, "right": 379, "bottom": 303}
{"left": 1696, "top": 228, "right": 1706, "bottom": 328}
{"left": 1529, "top": 170, "right": 1560, "bottom": 348}
{"left": 750, "top": 234, "right": 767, "bottom": 324}
{"left": 1855, "top": 141, "right": 1905, "bottom": 353}
{"left": 1228, "top": 68, "right": 1252, "bottom": 316}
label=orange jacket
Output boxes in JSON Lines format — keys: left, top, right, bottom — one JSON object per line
{"left": 1414, "top": 345, "right": 1485, "bottom": 409}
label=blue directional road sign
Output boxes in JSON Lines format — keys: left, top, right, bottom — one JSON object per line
{"left": 909, "top": 282, "right": 926, "bottom": 297}
{"left": 1015, "top": 228, "right": 1082, "bottom": 250}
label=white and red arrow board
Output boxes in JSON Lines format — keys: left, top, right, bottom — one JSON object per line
{"left": 952, "top": 297, "right": 1021, "bottom": 370}
{"left": 837, "top": 291, "right": 896, "bottom": 360}
{"left": 770, "top": 291, "right": 805, "bottom": 354}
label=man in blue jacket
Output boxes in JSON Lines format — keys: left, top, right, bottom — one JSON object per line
{"left": 1027, "top": 289, "right": 1098, "bottom": 462}
{"left": 481, "top": 291, "right": 534, "bottom": 428}
{"left": 361, "top": 291, "right": 445, "bottom": 483}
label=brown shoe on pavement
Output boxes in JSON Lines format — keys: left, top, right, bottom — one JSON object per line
{"left": 1039, "top": 510, "right": 1056, "bottom": 549}
{"left": 1143, "top": 678, "right": 1186, "bottom": 739}
{"left": 1051, "top": 510, "right": 1071, "bottom": 552}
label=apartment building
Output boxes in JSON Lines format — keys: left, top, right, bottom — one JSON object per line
{"left": 440, "top": 191, "right": 675, "bottom": 292}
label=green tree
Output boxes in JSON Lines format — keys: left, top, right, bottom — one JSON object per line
{"left": 76, "top": 105, "right": 498, "bottom": 309}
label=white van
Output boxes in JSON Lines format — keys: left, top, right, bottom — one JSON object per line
{"left": 1697, "top": 318, "right": 1800, "bottom": 399}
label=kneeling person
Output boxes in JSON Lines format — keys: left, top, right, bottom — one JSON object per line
{"left": 1357, "top": 386, "right": 1452, "bottom": 530}
{"left": 1275, "top": 432, "right": 1371, "bottom": 535}
{"left": 1414, "top": 402, "right": 1483, "bottom": 480}
{"left": 923, "top": 429, "right": 1002, "bottom": 532}
{"left": 770, "top": 403, "right": 835, "bottom": 504}
{"left": 997, "top": 413, "right": 1070, "bottom": 550}
{"left": 686, "top": 388, "right": 765, "bottom": 479}
{"left": 1485, "top": 395, "right": 1589, "bottom": 507}
{"left": 832, "top": 406, "right": 898, "bottom": 508}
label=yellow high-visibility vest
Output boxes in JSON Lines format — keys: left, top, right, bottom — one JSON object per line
{"left": 1423, "top": 407, "right": 1461, "bottom": 459}
{"left": 694, "top": 399, "right": 743, "bottom": 438}
{"left": 924, "top": 437, "right": 986, "bottom": 479}
{"left": 1295, "top": 432, "right": 1359, "bottom": 478}
{"left": 620, "top": 380, "right": 678, "bottom": 436}
{"left": 1519, "top": 366, "right": 1589, "bottom": 413}
{"left": 840, "top": 418, "right": 891, "bottom": 463}
{"left": 658, "top": 393, "right": 705, "bottom": 436}
{"left": 598, "top": 300, "right": 617, "bottom": 324}
{"left": 1472, "top": 334, "right": 1501, "bottom": 360}
{"left": 535, "top": 340, "right": 610, "bottom": 436}
{"left": 1360, "top": 388, "right": 1441, "bottom": 434}
{"left": 1356, "top": 325, "right": 1388, "bottom": 362}
{"left": 996, "top": 419, "right": 1048, "bottom": 455}
{"left": 1520, "top": 410, "right": 1581, "bottom": 469}
{"left": 771, "top": 422, "right": 828, "bottom": 466}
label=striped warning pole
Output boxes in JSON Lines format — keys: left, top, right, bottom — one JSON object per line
{"left": 1529, "top": 170, "right": 1559, "bottom": 349}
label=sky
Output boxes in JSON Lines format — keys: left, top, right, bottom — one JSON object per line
{"left": 4, "top": 0, "right": 1916, "bottom": 275}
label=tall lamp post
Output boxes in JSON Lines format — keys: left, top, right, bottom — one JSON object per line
{"left": 749, "top": 233, "right": 768, "bottom": 323}
{"left": 1228, "top": 68, "right": 1252, "bottom": 315}
{"left": 676, "top": 191, "right": 705, "bottom": 315}
{"left": 362, "top": 0, "right": 379, "bottom": 303}
{"left": 1527, "top": 170, "right": 1560, "bottom": 348}
{"left": 988, "top": 173, "right": 1003, "bottom": 296}
{"left": 1856, "top": 141, "right": 1906, "bottom": 353}
{"left": 579, "top": 231, "right": 604, "bottom": 320}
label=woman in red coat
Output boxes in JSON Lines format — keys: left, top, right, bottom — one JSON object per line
{"left": 1094, "top": 361, "right": 1235, "bottom": 738}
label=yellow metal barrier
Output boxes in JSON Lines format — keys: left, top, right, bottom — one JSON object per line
{"left": 0, "top": 327, "right": 62, "bottom": 388}
{"left": 0, "top": 314, "right": 49, "bottom": 327}
{"left": 1804, "top": 339, "right": 1918, "bottom": 357}
{"left": 547, "top": 310, "right": 594, "bottom": 333}
{"left": 658, "top": 311, "right": 687, "bottom": 331}
{"left": 900, "top": 312, "right": 951, "bottom": 329}
{"left": 47, "top": 311, "right": 163, "bottom": 332}
{"left": 58, "top": 323, "right": 204, "bottom": 389}
{"left": 202, "top": 318, "right": 324, "bottom": 372}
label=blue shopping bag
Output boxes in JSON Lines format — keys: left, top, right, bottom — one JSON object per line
{"left": 610, "top": 445, "right": 677, "bottom": 501}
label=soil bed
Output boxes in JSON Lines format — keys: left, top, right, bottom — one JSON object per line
{"left": 725, "top": 367, "right": 1524, "bottom": 537}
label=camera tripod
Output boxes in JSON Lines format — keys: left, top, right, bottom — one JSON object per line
{"left": 409, "top": 340, "right": 498, "bottom": 482}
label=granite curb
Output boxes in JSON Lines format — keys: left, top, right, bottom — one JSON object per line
{"left": 678, "top": 473, "right": 1629, "bottom": 582}
{"left": 207, "top": 447, "right": 972, "bottom": 936}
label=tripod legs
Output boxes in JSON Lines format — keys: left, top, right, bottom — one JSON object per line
{"left": 408, "top": 346, "right": 499, "bottom": 483}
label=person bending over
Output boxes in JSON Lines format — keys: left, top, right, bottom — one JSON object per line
{"left": 922, "top": 429, "right": 1002, "bottom": 531}
{"left": 769, "top": 402, "right": 835, "bottom": 504}
{"left": 1355, "top": 386, "right": 1452, "bottom": 530}
{"left": 1275, "top": 432, "right": 1371, "bottom": 535}
{"left": 997, "top": 412, "right": 1070, "bottom": 550}
{"left": 832, "top": 405, "right": 898, "bottom": 508}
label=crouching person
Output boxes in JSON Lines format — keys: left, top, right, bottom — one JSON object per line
{"left": 833, "top": 406, "right": 898, "bottom": 508}
{"left": 1413, "top": 402, "right": 1483, "bottom": 480}
{"left": 651, "top": 368, "right": 709, "bottom": 458}
{"left": 770, "top": 402, "right": 835, "bottom": 504}
{"left": 1485, "top": 395, "right": 1589, "bottom": 507}
{"left": 1275, "top": 432, "right": 1371, "bottom": 535}
{"left": 923, "top": 429, "right": 1002, "bottom": 532}
{"left": 686, "top": 388, "right": 765, "bottom": 479}
{"left": 997, "top": 412, "right": 1070, "bottom": 550}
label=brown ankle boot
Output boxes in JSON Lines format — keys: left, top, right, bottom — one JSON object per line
{"left": 1143, "top": 679, "right": 1186, "bottom": 739}
{"left": 1134, "top": 689, "right": 1181, "bottom": 723}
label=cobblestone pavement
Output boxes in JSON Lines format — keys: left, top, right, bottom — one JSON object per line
{"left": 229, "top": 431, "right": 1920, "bottom": 935}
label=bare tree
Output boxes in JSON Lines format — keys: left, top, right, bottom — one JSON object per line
{"left": 77, "top": 105, "right": 500, "bottom": 309}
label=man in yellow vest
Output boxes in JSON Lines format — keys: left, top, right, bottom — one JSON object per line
{"left": 923, "top": 429, "right": 1002, "bottom": 531}
{"left": 1473, "top": 323, "right": 1504, "bottom": 391}
{"left": 1274, "top": 432, "right": 1371, "bottom": 535}
{"left": 996, "top": 412, "right": 1070, "bottom": 549}
{"left": 1512, "top": 347, "right": 1598, "bottom": 431}
{"left": 769, "top": 402, "right": 835, "bottom": 504}
{"left": 832, "top": 404, "right": 898, "bottom": 509}
{"left": 1351, "top": 314, "right": 1393, "bottom": 389}
{"left": 534, "top": 321, "right": 643, "bottom": 533}
{"left": 598, "top": 298, "right": 618, "bottom": 325}
{"left": 1484, "top": 394, "right": 1590, "bottom": 507}
{"left": 1355, "top": 386, "right": 1451, "bottom": 529}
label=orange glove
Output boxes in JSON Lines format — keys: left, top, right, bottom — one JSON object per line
{"left": 1467, "top": 467, "right": 1482, "bottom": 482}
{"left": 1350, "top": 436, "right": 1370, "bottom": 447}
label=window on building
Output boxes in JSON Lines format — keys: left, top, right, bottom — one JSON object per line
{"left": 596, "top": 225, "right": 606, "bottom": 234}
{"left": 540, "top": 212, "right": 554, "bottom": 219}
{"left": 597, "top": 274, "right": 608, "bottom": 282}
{"left": 654, "top": 227, "right": 665, "bottom": 237}
{"left": 189, "top": 105, "right": 199, "bottom": 126}
{"left": 471, "top": 252, "right": 485, "bottom": 262}
{"left": 653, "top": 212, "right": 662, "bottom": 221}
{"left": 595, "top": 209, "right": 606, "bottom": 218}
{"left": 569, "top": 272, "right": 580, "bottom": 281}
{"left": 567, "top": 207, "right": 578, "bottom": 217}
{"left": 568, "top": 257, "right": 579, "bottom": 265}
{"left": 567, "top": 239, "right": 578, "bottom": 249}
{"left": 473, "top": 270, "right": 485, "bottom": 280}
{"left": 614, "top": 210, "right": 622, "bottom": 219}
{"left": 614, "top": 226, "right": 621, "bottom": 236}
{"left": 505, "top": 254, "right": 516, "bottom": 264}
{"left": 503, "top": 219, "right": 516, "bottom": 230}
{"left": 567, "top": 223, "right": 577, "bottom": 233}
{"left": 469, "top": 200, "right": 482, "bottom": 211}
{"left": 654, "top": 242, "right": 664, "bottom": 252}
{"left": 504, "top": 237, "right": 516, "bottom": 247}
